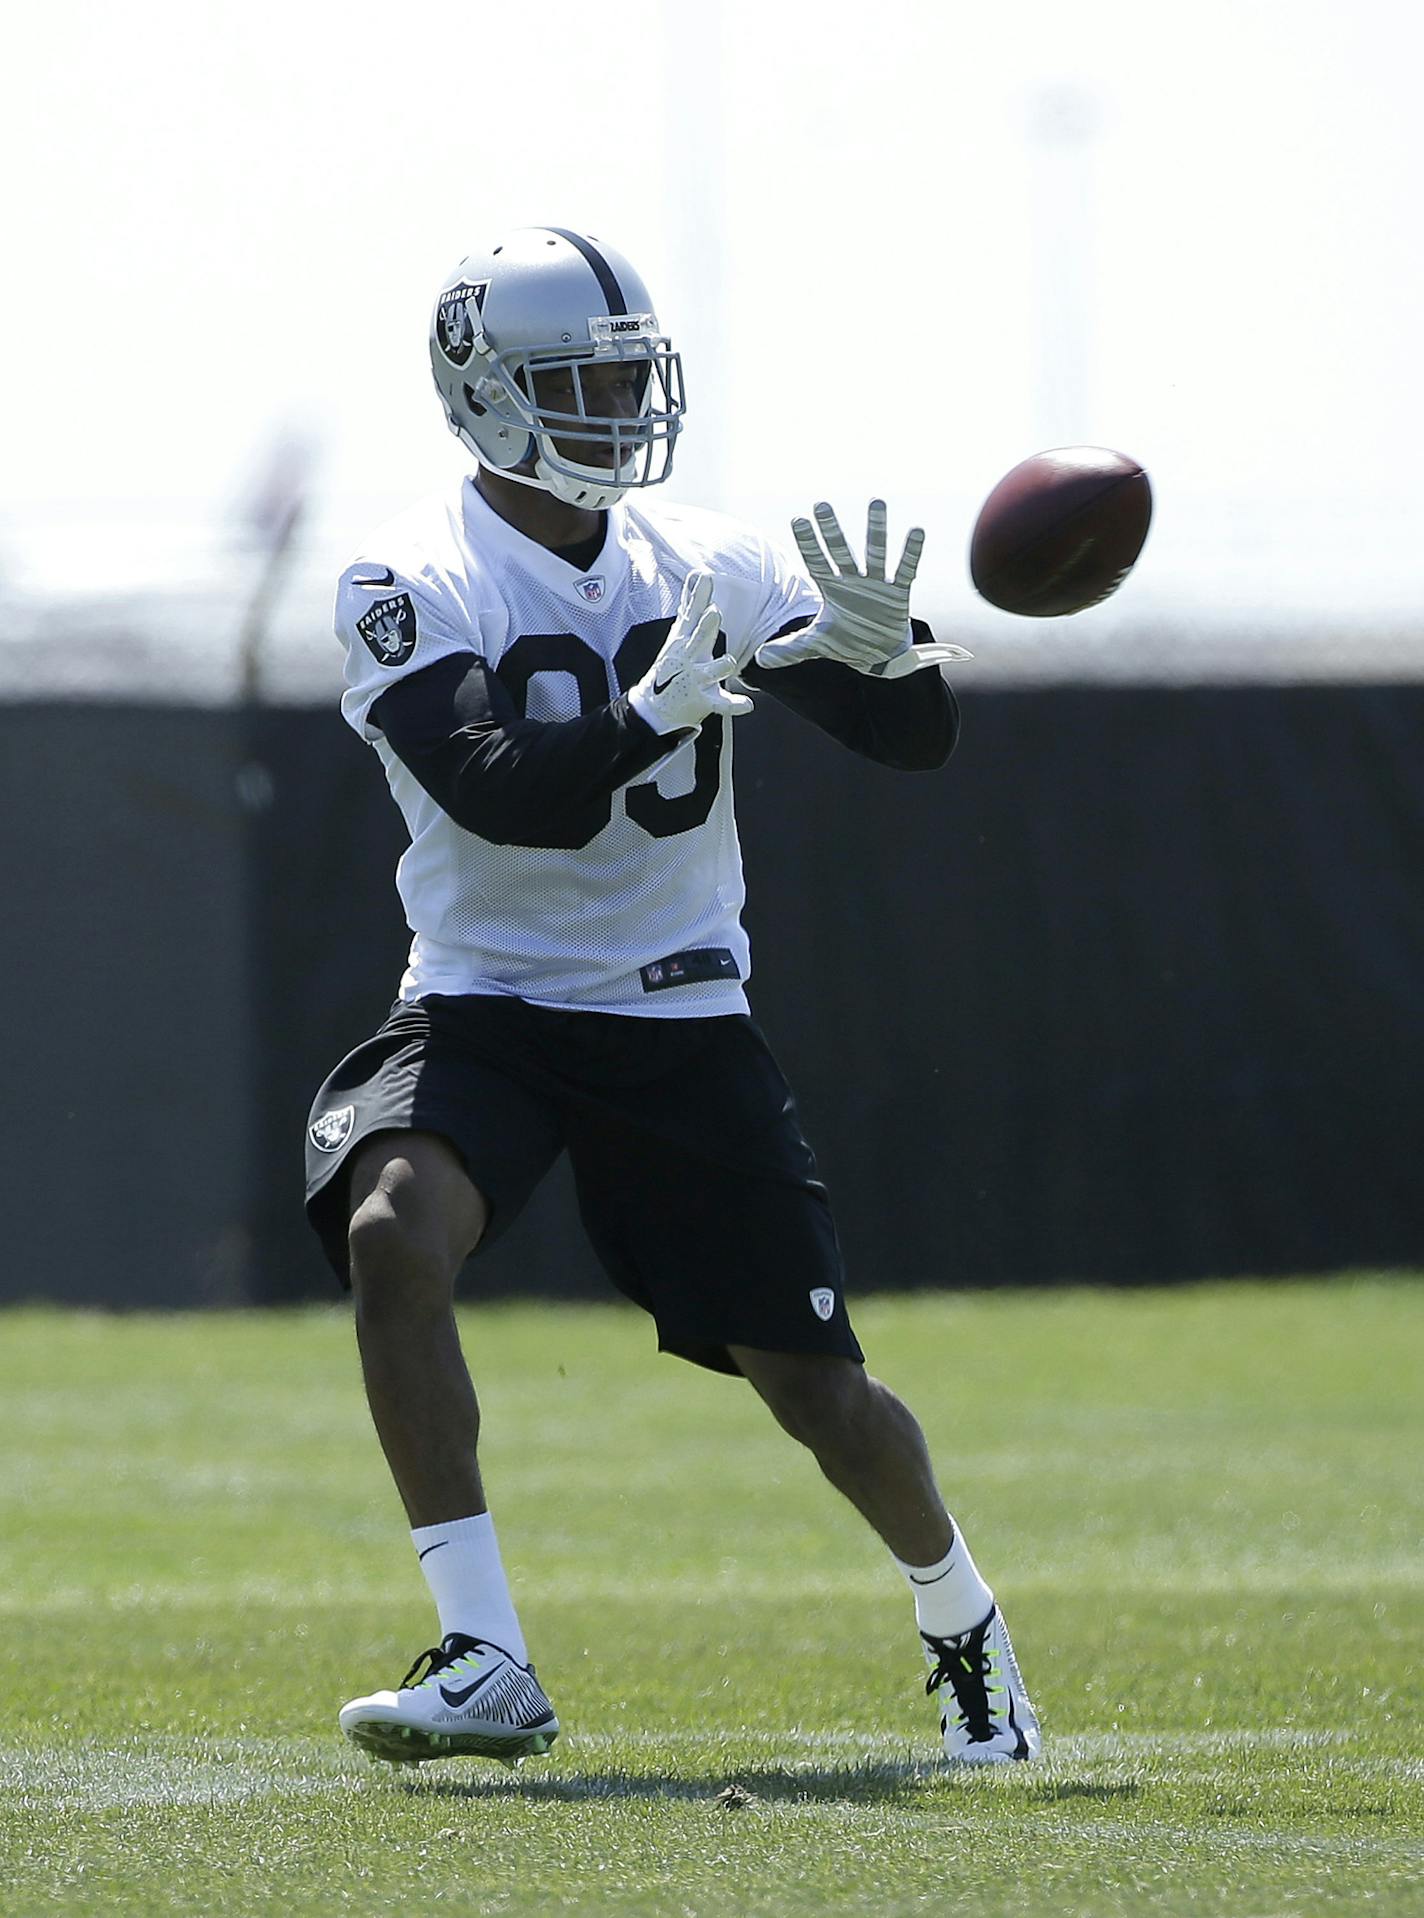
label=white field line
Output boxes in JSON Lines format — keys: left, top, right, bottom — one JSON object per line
{"left": 3, "top": 1562, "right": 1423, "bottom": 1616}
{"left": 0, "top": 1746, "right": 356, "bottom": 1811}
{"left": 3, "top": 1727, "right": 1420, "bottom": 1813}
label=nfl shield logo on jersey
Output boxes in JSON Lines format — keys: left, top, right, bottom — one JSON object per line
{"left": 309, "top": 1105, "right": 356, "bottom": 1154}
{"left": 356, "top": 594, "right": 417, "bottom": 668}
{"left": 809, "top": 1287, "right": 836, "bottom": 1321}
{"left": 577, "top": 576, "right": 606, "bottom": 603}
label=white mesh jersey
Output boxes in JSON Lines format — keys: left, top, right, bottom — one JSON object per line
{"left": 335, "top": 476, "right": 819, "bottom": 1016}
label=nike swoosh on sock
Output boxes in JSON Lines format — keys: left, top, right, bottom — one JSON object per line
{"left": 909, "top": 1559, "right": 960, "bottom": 1584}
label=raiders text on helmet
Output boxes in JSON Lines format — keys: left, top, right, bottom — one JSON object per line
{"left": 429, "top": 228, "right": 685, "bottom": 511}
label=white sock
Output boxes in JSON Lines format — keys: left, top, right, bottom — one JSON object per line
{"left": 894, "top": 1519, "right": 995, "bottom": 1640}
{"left": 410, "top": 1513, "right": 529, "bottom": 1664}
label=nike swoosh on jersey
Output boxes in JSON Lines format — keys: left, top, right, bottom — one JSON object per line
{"left": 353, "top": 567, "right": 396, "bottom": 588}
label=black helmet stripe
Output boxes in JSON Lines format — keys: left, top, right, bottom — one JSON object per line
{"left": 543, "top": 228, "right": 628, "bottom": 316}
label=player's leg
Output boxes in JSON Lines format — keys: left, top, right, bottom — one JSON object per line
{"left": 722, "top": 1348, "right": 952, "bottom": 1565}
{"left": 304, "top": 998, "right": 566, "bottom": 1767}
{"left": 334, "top": 1128, "right": 559, "bottom": 1766}
{"left": 562, "top": 1009, "right": 1037, "bottom": 1764}
{"left": 729, "top": 1344, "right": 1038, "bottom": 1763}
{"left": 346, "top": 1129, "right": 490, "bottom": 1527}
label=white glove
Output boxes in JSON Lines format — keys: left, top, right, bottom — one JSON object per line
{"left": 627, "top": 569, "right": 754, "bottom": 736}
{"left": 756, "top": 500, "right": 972, "bottom": 678}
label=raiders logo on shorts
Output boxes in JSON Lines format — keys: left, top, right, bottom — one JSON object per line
{"left": 356, "top": 594, "right": 417, "bottom": 668}
{"left": 309, "top": 1105, "right": 356, "bottom": 1153}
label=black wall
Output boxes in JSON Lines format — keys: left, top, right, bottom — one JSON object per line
{"left": 4, "top": 683, "right": 1421, "bottom": 1307}
{"left": 1, "top": 710, "right": 253, "bottom": 1304}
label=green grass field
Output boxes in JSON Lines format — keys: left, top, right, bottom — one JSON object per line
{"left": 2, "top": 1278, "right": 1421, "bottom": 1916}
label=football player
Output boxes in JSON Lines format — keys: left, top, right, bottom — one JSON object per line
{"left": 306, "top": 226, "right": 1039, "bottom": 1769}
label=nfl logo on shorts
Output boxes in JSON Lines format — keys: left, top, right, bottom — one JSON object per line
{"left": 809, "top": 1287, "right": 835, "bottom": 1321}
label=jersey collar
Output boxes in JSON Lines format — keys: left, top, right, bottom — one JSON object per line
{"left": 462, "top": 476, "right": 623, "bottom": 596}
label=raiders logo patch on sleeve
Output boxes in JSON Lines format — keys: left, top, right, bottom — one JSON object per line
{"left": 356, "top": 593, "right": 418, "bottom": 668}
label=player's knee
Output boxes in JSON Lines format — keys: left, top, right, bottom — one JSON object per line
{"left": 750, "top": 1355, "right": 872, "bottom": 1452}
{"left": 347, "top": 1194, "right": 458, "bottom": 1317}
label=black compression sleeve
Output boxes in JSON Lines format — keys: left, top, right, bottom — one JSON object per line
{"left": 369, "top": 652, "right": 682, "bottom": 848}
{"left": 741, "top": 618, "right": 960, "bottom": 769}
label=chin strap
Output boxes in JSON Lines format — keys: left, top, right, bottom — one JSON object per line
{"left": 481, "top": 452, "right": 632, "bottom": 512}
{"left": 536, "top": 453, "right": 633, "bottom": 510}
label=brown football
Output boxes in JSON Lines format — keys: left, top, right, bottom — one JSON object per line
{"left": 969, "top": 447, "right": 1152, "bottom": 617}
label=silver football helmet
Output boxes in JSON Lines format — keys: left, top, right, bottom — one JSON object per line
{"left": 429, "top": 228, "right": 685, "bottom": 511}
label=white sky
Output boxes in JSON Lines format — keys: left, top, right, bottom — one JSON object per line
{"left": 4, "top": 0, "right": 1424, "bottom": 641}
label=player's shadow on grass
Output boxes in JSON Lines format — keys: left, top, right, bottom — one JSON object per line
{"left": 401, "top": 1758, "right": 1129, "bottom": 1806}
{"left": 1029, "top": 1780, "right": 1141, "bottom": 1804}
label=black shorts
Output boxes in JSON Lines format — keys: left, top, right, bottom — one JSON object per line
{"left": 304, "top": 994, "right": 863, "bottom": 1376}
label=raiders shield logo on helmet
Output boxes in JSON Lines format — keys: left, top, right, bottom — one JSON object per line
{"left": 356, "top": 593, "right": 417, "bottom": 668}
{"left": 809, "top": 1287, "right": 836, "bottom": 1321}
{"left": 435, "top": 281, "right": 489, "bottom": 368}
{"left": 309, "top": 1105, "right": 355, "bottom": 1154}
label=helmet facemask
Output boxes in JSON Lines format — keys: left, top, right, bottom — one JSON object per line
{"left": 461, "top": 324, "right": 684, "bottom": 510}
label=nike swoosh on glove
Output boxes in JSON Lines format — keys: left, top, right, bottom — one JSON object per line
{"left": 628, "top": 569, "right": 755, "bottom": 736}
{"left": 755, "top": 500, "right": 972, "bottom": 678}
